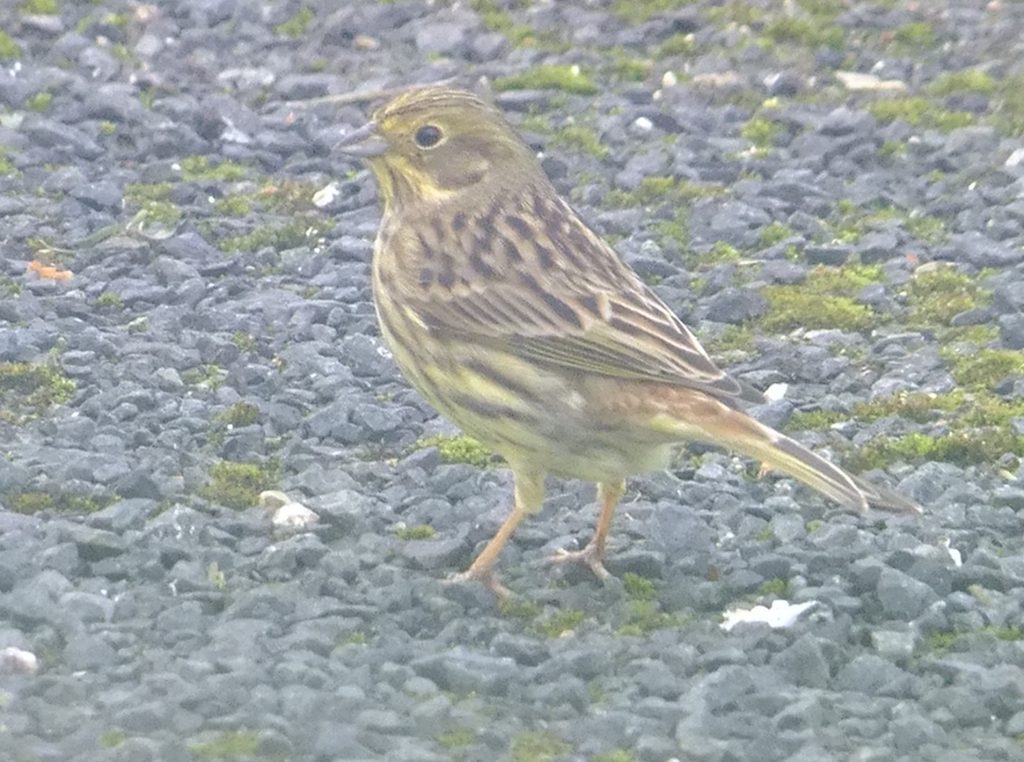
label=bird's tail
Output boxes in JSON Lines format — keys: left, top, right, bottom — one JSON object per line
{"left": 658, "top": 393, "right": 921, "bottom": 514}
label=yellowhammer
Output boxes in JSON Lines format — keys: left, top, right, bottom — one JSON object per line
{"left": 337, "top": 85, "right": 920, "bottom": 597}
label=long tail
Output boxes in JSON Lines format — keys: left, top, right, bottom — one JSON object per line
{"left": 656, "top": 391, "right": 921, "bottom": 514}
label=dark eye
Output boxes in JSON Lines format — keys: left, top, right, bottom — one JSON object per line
{"left": 414, "top": 125, "right": 443, "bottom": 148}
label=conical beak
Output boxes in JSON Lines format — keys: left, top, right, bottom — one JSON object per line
{"left": 335, "top": 121, "right": 387, "bottom": 158}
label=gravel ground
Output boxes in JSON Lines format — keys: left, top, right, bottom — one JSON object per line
{"left": 2, "top": 1, "right": 1024, "bottom": 760}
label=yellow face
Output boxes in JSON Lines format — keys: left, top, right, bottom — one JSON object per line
{"left": 340, "top": 86, "right": 541, "bottom": 208}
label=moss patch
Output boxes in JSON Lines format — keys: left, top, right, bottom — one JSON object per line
{"left": 180, "top": 156, "right": 247, "bottom": 182}
{"left": 274, "top": 7, "right": 314, "bottom": 37}
{"left": 868, "top": 97, "right": 973, "bottom": 132}
{"left": 0, "top": 361, "right": 75, "bottom": 420}
{"left": 510, "top": 731, "right": 571, "bottom": 762}
{"left": 189, "top": 730, "right": 261, "bottom": 760}
{"left": 494, "top": 65, "right": 597, "bottom": 95}
{"left": 414, "top": 434, "right": 492, "bottom": 468}
{"left": 759, "top": 264, "right": 883, "bottom": 333}
{"left": 536, "top": 609, "right": 585, "bottom": 638}
{"left": 200, "top": 460, "right": 279, "bottom": 510}
{"left": 394, "top": 524, "right": 436, "bottom": 541}
{"left": 906, "top": 267, "right": 989, "bottom": 327}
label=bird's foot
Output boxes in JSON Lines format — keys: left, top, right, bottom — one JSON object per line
{"left": 446, "top": 566, "right": 512, "bottom": 600}
{"left": 548, "top": 542, "right": 610, "bottom": 580}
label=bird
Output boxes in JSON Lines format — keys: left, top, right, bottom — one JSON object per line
{"left": 335, "top": 84, "right": 921, "bottom": 598}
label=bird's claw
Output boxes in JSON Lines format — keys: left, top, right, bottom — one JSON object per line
{"left": 446, "top": 567, "right": 513, "bottom": 600}
{"left": 548, "top": 544, "right": 610, "bottom": 580}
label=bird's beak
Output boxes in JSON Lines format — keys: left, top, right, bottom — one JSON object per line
{"left": 335, "top": 121, "right": 387, "bottom": 158}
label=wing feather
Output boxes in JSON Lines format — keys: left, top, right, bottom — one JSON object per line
{"left": 400, "top": 189, "right": 764, "bottom": 405}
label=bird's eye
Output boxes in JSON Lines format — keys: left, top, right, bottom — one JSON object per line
{"left": 414, "top": 125, "right": 443, "bottom": 148}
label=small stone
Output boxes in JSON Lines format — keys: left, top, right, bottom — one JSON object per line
{"left": 0, "top": 646, "right": 38, "bottom": 675}
{"left": 876, "top": 566, "right": 939, "bottom": 619}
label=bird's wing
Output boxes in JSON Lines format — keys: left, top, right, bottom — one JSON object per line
{"left": 400, "top": 195, "right": 764, "bottom": 405}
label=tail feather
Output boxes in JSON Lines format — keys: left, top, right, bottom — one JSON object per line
{"left": 703, "top": 408, "right": 922, "bottom": 515}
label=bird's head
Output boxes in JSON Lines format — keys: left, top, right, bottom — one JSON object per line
{"left": 336, "top": 85, "right": 542, "bottom": 209}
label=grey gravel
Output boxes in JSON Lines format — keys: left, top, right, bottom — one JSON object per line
{"left": 1, "top": 1, "right": 1024, "bottom": 761}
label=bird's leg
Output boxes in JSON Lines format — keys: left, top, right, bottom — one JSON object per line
{"left": 449, "top": 468, "right": 545, "bottom": 599}
{"left": 549, "top": 479, "right": 626, "bottom": 579}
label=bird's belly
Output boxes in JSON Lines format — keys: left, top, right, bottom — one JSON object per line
{"left": 379, "top": 320, "right": 671, "bottom": 480}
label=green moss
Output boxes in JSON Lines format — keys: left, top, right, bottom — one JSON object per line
{"left": 611, "top": 0, "right": 696, "bottom": 23}
{"left": 219, "top": 217, "right": 323, "bottom": 253}
{"left": 759, "top": 577, "right": 789, "bottom": 597}
{"left": 0, "top": 275, "right": 22, "bottom": 296}
{"left": 415, "top": 434, "right": 492, "bottom": 468}
{"left": 124, "top": 182, "right": 173, "bottom": 204}
{"left": 232, "top": 332, "right": 257, "bottom": 353}
{"left": 946, "top": 347, "right": 1024, "bottom": 390}
{"left": 922, "top": 630, "right": 960, "bottom": 653}
{"left": 741, "top": 117, "right": 781, "bottom": 148}
{"left": 706, "top": 324, "right": 755, "bottom": 353}
{"left": 21, "top": 0, "right": 57, "bottom": 12}
{"left": 200, "top": 460, "right": 279, "bottom": 510}
{"left": 536, "top": 609, "right": 585, "bottom": 638}
{"left": 655, "top": 211, "right": 690, "bottom": 253}
{"left": 996, "top": 73, "right": 1024, "bottom": 137}
{"left": 706, "top": 2, "right": 763, "bottom": 26}
{"left": 0, "top": 147, "right": 16, "bottom": 176}
{"left": 98, "top": 730, "right": 127, "bottom": 749}
{"left": 868, "top": 97, "right": 973, "bottom": 132}
{"left": 394, "top": 524, "right": 436, "bottom": 541}
{"left": 623, "top": 572, "right": 656, "bottom": 601}
{"left": 189, "top": 730, "right": 260, "bottom": 760}
{"left": 216, "top": 402, "right": 260, "bottom": 427}
{"left": 6, "top": 491, "right": 53, "bottom": 514}
{"left": 892, "top": 21, "right": 936, "bottom": 48}
{"left": 257, "top": 180, "right": 320, "bottom": 213}
{"left": 786, "top": 409, "right": 847, "bottom": 431}
{"left": 607, "top": 49, "right": 650, "bottom": 82}
{"left": 906, "top": 267, "right": 988, "bottom": 327}
{"left": 0, "top": 361, "right": 75, "bottom": 418}
{"left": 617, "top": 599, "right": 684, "bottom": 636}
{"left": 499, "top": 596, "right": 541, "bottom": 620}
{"left": 5, "top": 491, "right": 112, "bottom": 515}
{"left": 760, "top": 265, "right": 882, "bottom": 333}
{"left": 549, "top": 125, "right": 608, "bottom": 159}
{"left": 471, "top": 0, "right": 536, "bottom": 46}
{"left": 879, "top": 140, "right": 906, "bottom": 158}
{"left": 594, "top": 752, "right": 637, "bottom": 762}
{"left": 207, "top": 562, "right": 227, "bottom": 590}
{"left": 26, "top": 91, "right": 52, "bottom": 112}
{"left": 828, "top": 202, "right": 945, "bottom": 245}
{"left": 180, "top": 156, "right": 247, "bottom": 182}
{"left": 129, "top": 200, "right": 182, "bottom": 229}
{"left": 0, "top": 31, "right": 22, "bottom": 61}
{"left": 928, "top": 69, "right": 996, "bottom": 97}
{"left": 494, "top": 64, "right": 598, "bottom": 95}
{"left": 764, "top": 17, "right": 843, "bottom": 48}
{"left": 182, "top": 364, "right": 227, "bottom": 389}
{"left": 904, "top": 214, "right": 947, "bottom": 244}
{"left": 275, "top": 7, "right": 314, "bottom": 37}
{"left": 437, "top": 728, "right": 476, "bottom": 749}
{"left": 214, "top": 195, "right": 252, "bottom": 217}
{"left": 846, "top": 429, "right": 1024, "bottom": 470}
{"left": 95, "top": 291, "right": 123, "bottom": 310}
{"left": 605, "top": 176, "right": 717, "bottom": 208}
{"left": 510, "top": 732, "right": 571, "bottom": 762}
{"left": 707, "top": 241, "right": 741, "bottom": 263}
{"left": 758, "top": 222, "right": 795, "bottom": 248}
{"left": 658, "top": 32, "right": 695, "bottom": 57}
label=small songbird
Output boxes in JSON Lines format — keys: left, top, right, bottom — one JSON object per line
{"left": 336, "top": 85, "right": 920, "bottom": 598}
